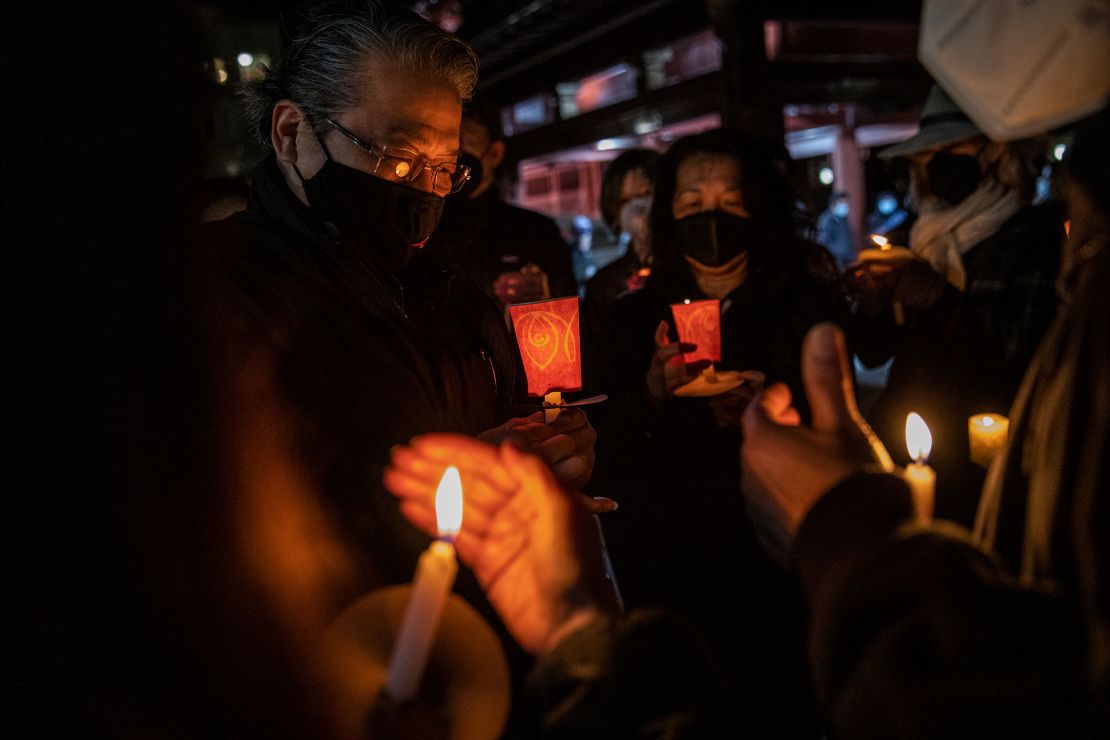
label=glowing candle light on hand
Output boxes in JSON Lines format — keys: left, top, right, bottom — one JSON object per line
{"left": 902, "top": 412, "right": 935, "bottom": 522}
{"left": 385, "top": 465, "right": 462, "bottom": 702}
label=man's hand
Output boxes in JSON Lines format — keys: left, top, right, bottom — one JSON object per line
{"left": 707, "top": 371, "right": 765, "bottom": 428}
{"left": 645, "top": 320, "right": 709, "bottom": 407}
{"left": 532, "top": 408, "right": 596, "bottom": 492}
{"left": 384, "top": 434, "right": 620, "bottom": 655}
{"left": 740, "top": 324, "right": 874, "bottom": 543}
{"left": 478, "top": 411, "right": 609, "bottom": 510}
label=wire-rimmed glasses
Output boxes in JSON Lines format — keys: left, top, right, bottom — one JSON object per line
{"left": 325, "top": 118, "right": 471, "bottom": 196}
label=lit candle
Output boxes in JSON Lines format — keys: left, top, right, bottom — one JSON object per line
{"left": 902, "top": 412, "right": 935, "bottom": 522}
{"left": 544, "top": 391, "right": 563, "bottom": 423}
{"left": 968, "top": 413, "right": 1009, "bottom": 468}
{"left": 385, "top": 465, "right": 463, "bottom": 702}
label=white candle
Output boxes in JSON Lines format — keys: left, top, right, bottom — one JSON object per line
{"left": 544, "top": 391, "right": 562, "bottom": 423}
{"left": 968, "top": 413, "right": 1009, "bottom": 468}
{"left": 902, "top": 412, "right": 935, "bottom": 522}
{"left": 385, "top": 465, "right": 463, "bottom": 702}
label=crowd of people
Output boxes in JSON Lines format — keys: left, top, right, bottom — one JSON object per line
{"left": 9, "top": 0, "right": 1108, "bottom": 738}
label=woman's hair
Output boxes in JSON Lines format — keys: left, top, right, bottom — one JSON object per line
{"left": 242, "top": 0, "right": 479, "bottom": 144}
{"left": 648, "top": 129, "right": 810, "bottom": 276}
{"left": 600, "top": 149, "right": 661, "bottom": 229}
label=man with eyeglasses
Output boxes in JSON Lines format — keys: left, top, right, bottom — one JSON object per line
{"left": 204, "top": 1, "right": 598, "bottom": 689}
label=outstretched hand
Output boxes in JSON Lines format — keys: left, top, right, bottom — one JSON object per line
{"left": 384, "top": 434, "right": 620, "bottom": 655}
{"left": 740, "top": 324, "right": 875, "bottom": 543}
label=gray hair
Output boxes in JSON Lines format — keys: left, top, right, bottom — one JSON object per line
{"left": 241, "top": 1, "right": 478, "bottom": 146}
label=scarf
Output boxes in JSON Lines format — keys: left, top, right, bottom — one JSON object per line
{"left": 910, "top": 182, "right": 1022, "bottom": 290}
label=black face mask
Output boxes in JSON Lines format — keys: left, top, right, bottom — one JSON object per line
{"left": 673, "top": 210, "right": 757, "bottom": 267}
{"left": 296, "top": 153, "right": 444, "bottom": 272}
{"left": 925, "top": 152, "right": 982, "bottom": 207}
{"left": 456, "top": 151, "right": 484, "bottom": 199}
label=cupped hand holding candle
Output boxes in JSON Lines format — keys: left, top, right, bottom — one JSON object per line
{"left": 902, "top": 413, "right": 936, "bottom": 522}
{"left": 384, "top": 466, "right": 462, "bottom": 702}
{"left": 969, "top": 413, "right": 1009, "bottom": 468}
{"left": 384, "top": 435, "right": 620, "bottom": 655}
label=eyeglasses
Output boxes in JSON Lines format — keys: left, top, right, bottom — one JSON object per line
{"left": 325, "top": 118, "right": 471, "bottom": 195}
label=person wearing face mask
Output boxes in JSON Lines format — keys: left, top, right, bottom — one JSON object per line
{"left": 817, "top": 192, "right": 857, "bottom": 269}
{"left": 203, "top": 3, "right": 602, "bottom": 706}
{"left": 582, "top": 150, "right": 660, "bottom": 388}
{"left": 847, "top": 84, "right": 1063, "bottom": 525}
{"left": 864, "top": 189, "right": 911, "bottom": 242}
{"left": 432, "top": 106, "right": 578, "bottom": 306}
{"left": 585, "top": 129, "right": 842, "bottom": 739}
{"left": 583, "top": 150, "right": 661, "bottom": 314}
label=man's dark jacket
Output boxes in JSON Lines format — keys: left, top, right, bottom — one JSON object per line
{"left": 203, "top": 156, "right": 522, "bottom": 614}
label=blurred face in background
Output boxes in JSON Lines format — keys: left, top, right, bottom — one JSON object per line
{"left": 458, "top": 116, "right": 505, "bottom": 199}
{"left": 619, "top": 168, "right": 653, "bottom": 208}
{"left": 910, "top": 135, "right": 996, "bottom": 209}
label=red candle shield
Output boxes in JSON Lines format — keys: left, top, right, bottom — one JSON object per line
{"left": 670, "top": 299, "right": 721, "bottom": 364}
{"left": 508, "top": 297, "right": 583, "bottom": 396}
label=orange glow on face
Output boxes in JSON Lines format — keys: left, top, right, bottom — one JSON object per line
{"left": 508, "top": 297, "right": 583, "bottom": 396}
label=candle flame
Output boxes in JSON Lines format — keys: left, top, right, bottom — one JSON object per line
{"left": 435, "top": 465, "right": 463, "bottom": 538}
{"left": 870, "top": 234, "right": 889, "bottom": 248}
{"left": 981, "top": 415, "right": 995, "bottom": 427}
{"left": 683, "top": 298, "right": 691, "bottom": 305}
{"left": 906, "top": 412, "right": 932, "bottom": 462}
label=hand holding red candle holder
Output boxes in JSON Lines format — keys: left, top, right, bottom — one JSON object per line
{"left": 669, "top": 298, "right": 746, "bottom": 397}
{"left": 508, "top": 296, "right": 606, "bottom": 421}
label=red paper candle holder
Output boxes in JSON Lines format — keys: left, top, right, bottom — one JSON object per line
{"left": 508, "top": 296, "right": 583, "bottom": 397}
{"left": 670, "top": 299, "right": 721, "bottom": 364}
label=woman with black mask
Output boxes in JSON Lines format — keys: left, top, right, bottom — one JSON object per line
{"left": 585, "top": 129, "right": 841, "bottom": 739}
{"left": 847, "top": 84, "right": 1063, "bottom": 528}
